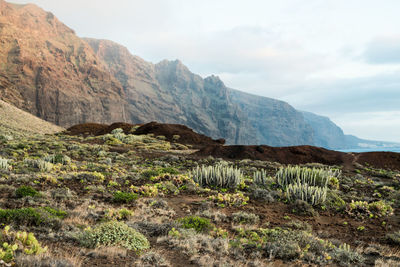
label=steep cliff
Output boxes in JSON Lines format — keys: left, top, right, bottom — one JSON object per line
{"left": 86, "top": 38, "right": 257, "bottom": 144}
{"left": 0, "top": 0, "right": 127, "bottom": 126}
{"left": 230, "top": 89, "right": 315, "bottom": 146}
{"left": 301, "top": 111, "right": 346, "bottom": 149}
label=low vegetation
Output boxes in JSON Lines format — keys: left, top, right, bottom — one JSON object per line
{"left": 0, "top": 126, "right": 398, "bottom": 266}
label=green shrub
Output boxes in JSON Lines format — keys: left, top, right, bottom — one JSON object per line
{"left": 208, "top": 192, "right": 249, "bottom": 207}
{"left": 191, "top": 164, "right": 243, "bottom": 188}
{"left": 159, "top": 167, "right": 179, "bottom": 175}
{"left": 112, "top": 191, "right": 138, "bottom": 203}
{"left": 80, "top": 221, "right": 149, "bottom": 251}
{"left": 41, "top": 207, "right": 68, "bottom": 219}
{"left": 141, "top": 169, "right": 160, "bottom": 179}
{"left": 0, "top": 208, "right": 62, "bottom": 228}
{"left": 178, "top": 216, "right": 212, "bottom": 233}
{"left": 0, "top": 226, "right": 47, "bottom": 264}
{"left": 347, "top": 200, "right": 393, "bottom": 219}
{"left": 15, "top": 186, "right": 39, "bottom": 198}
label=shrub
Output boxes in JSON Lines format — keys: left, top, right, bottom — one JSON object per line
{"left": 191, "top": 164, "right": 243, "bottom": 188}
{"left": 386, "top": 231, "right": 400, "bottom": 245}
{"left": 0, "top": 226, "right": 47, "bottom": 264}
{"left": 80, "top": 221, "right": 150, "bottom": 251}
{"left": 346, "top": 200, "right": 393, "bottom": 219}
{"left": 232, "top": 211, "right": 259, "bottom": 225}
{"left": 178, "top": 216, "right": 212, "bottom": 233}
{"left": 208, "top": 192, "right": 249, "bottom": 207}
{"left": 112, "top": 191, "right": 138, "bottom": 203}
{"left": 15, "top": 186, "right": 40, "bottom": 198}
{"left": 141, "top": 169, "right": 160, "bottom": 179}
{"left": 0, "top": 207, "right": 63, "bottom": 228}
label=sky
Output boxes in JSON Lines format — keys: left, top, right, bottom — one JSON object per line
{"left": 9, "top": 0, "right": 400, "bottom": 142}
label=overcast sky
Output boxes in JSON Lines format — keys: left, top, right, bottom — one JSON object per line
{"left": 10, "top": 0, "right": 400, "bottom": 142}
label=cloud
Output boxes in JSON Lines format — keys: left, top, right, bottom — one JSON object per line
{"left": 332, "top": 111, "right": 400, "bottom": 142}
{"left": 364, "top": 36, "right": 400, "bottom": 64}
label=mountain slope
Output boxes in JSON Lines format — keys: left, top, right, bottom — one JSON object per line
{"left": 0, "top": 99, "right": 63, "bottom": 135}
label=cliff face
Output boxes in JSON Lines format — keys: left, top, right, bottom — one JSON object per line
{"left": 86, "top": 38, "right": 257, "bottom": 144}
{"left": 0, "top": 1, "right": 127, "bottom": 126}
{"left": 0, "top": 0, "right": 365, "bottom": 148}
{"left": 230, "top": 90, "right": 315, "bottom": 146}
{"left": 301, "top": 111, "right": 346, "bottom": 149}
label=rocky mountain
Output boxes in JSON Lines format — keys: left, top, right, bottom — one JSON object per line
{"left": 230, "top": 90, "right": 314, "bottom": 146}
{"left": 1, "top": 0, "right": 395, "bottom": 149}
{"left": 0, "top": 0, "right": 128, "bottom": 125}
{"left": 85, "top": 38, "right": 256, "bottom": 144}
{"left": 301, "top": 111, "right": 346, "bottom": 149}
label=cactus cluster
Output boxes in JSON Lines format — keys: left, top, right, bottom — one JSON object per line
{"left": 43, "top": 153, "right": 71, "bottom": 165}
{"left": 0, "top": 158, "right": 9, "bottom": 170}
{"left": 24, "top": 159, "right": 53, "bottom": 172}
{"left": 191, "top": 164, "right": 243, "bottom": 188}
{"left": 286, "top": 183, "right": 327, "bottom": 205}
{"left": 276, "top": 166, "right": 340, "bottom": 188}
{"left": 253, "top": 169, "right": 274, "bottom": 187}
{"left": 276, "top": 166, "right": 339, "bottom": 206}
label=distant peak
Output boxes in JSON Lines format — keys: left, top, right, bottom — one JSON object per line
{"left": 205, "top": 75, "right": 225, "bottom": 86}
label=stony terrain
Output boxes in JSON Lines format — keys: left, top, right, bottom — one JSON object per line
{"left": 0, "top": 109, "right": 399, "bottom": 266}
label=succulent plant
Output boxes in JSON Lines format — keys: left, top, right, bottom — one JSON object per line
{"left": 191, "top": 164, "right": 243, "bottom": 188}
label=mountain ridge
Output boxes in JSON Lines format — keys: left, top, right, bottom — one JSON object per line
{"left": 0, "top": 0, "right": 397, "bottom": 149}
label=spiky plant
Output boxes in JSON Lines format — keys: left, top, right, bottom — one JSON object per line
{"left": 253, "top": 169, "right": 274, "bottom": 187}
{"left": 276, "top": 166, "right": 340, "bottom": 189}
{"left": 0, "top": 158, "right": 9, "bottom": 170}
{"left": 286, "top": 183, "right": 327, "bottom": 206}
{"left": 191, "top": 164, "right": 243, "bottom": 188}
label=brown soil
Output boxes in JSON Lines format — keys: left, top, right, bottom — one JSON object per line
{"left": 356, "top": 152, "right": 400, "bottom": 171}
{"left": 196, "top": 145, "right": 351, "bottom": 165}
{"left": 196, "top": 144, "right": 400, "bottom": 170}
{"left": 65, "top": 121, "right": 224, "bottom": 148}
{"left": 132, "top": 121, "right": 225, "bottom": 148}
{"left": 65, "top": 122, "right": 137, "bottom": 137}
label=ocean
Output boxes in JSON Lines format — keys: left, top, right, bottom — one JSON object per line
{"left": 338, "top": 147, "right": 400, "bottom": 153}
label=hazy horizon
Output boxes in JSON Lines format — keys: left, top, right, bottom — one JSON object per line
{"left": 8, "top": 0, "right": 400, "bottom": 143}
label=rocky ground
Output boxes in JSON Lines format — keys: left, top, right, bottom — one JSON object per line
{"left": 0, "top": 122, "right": 399, "bottom": 266}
